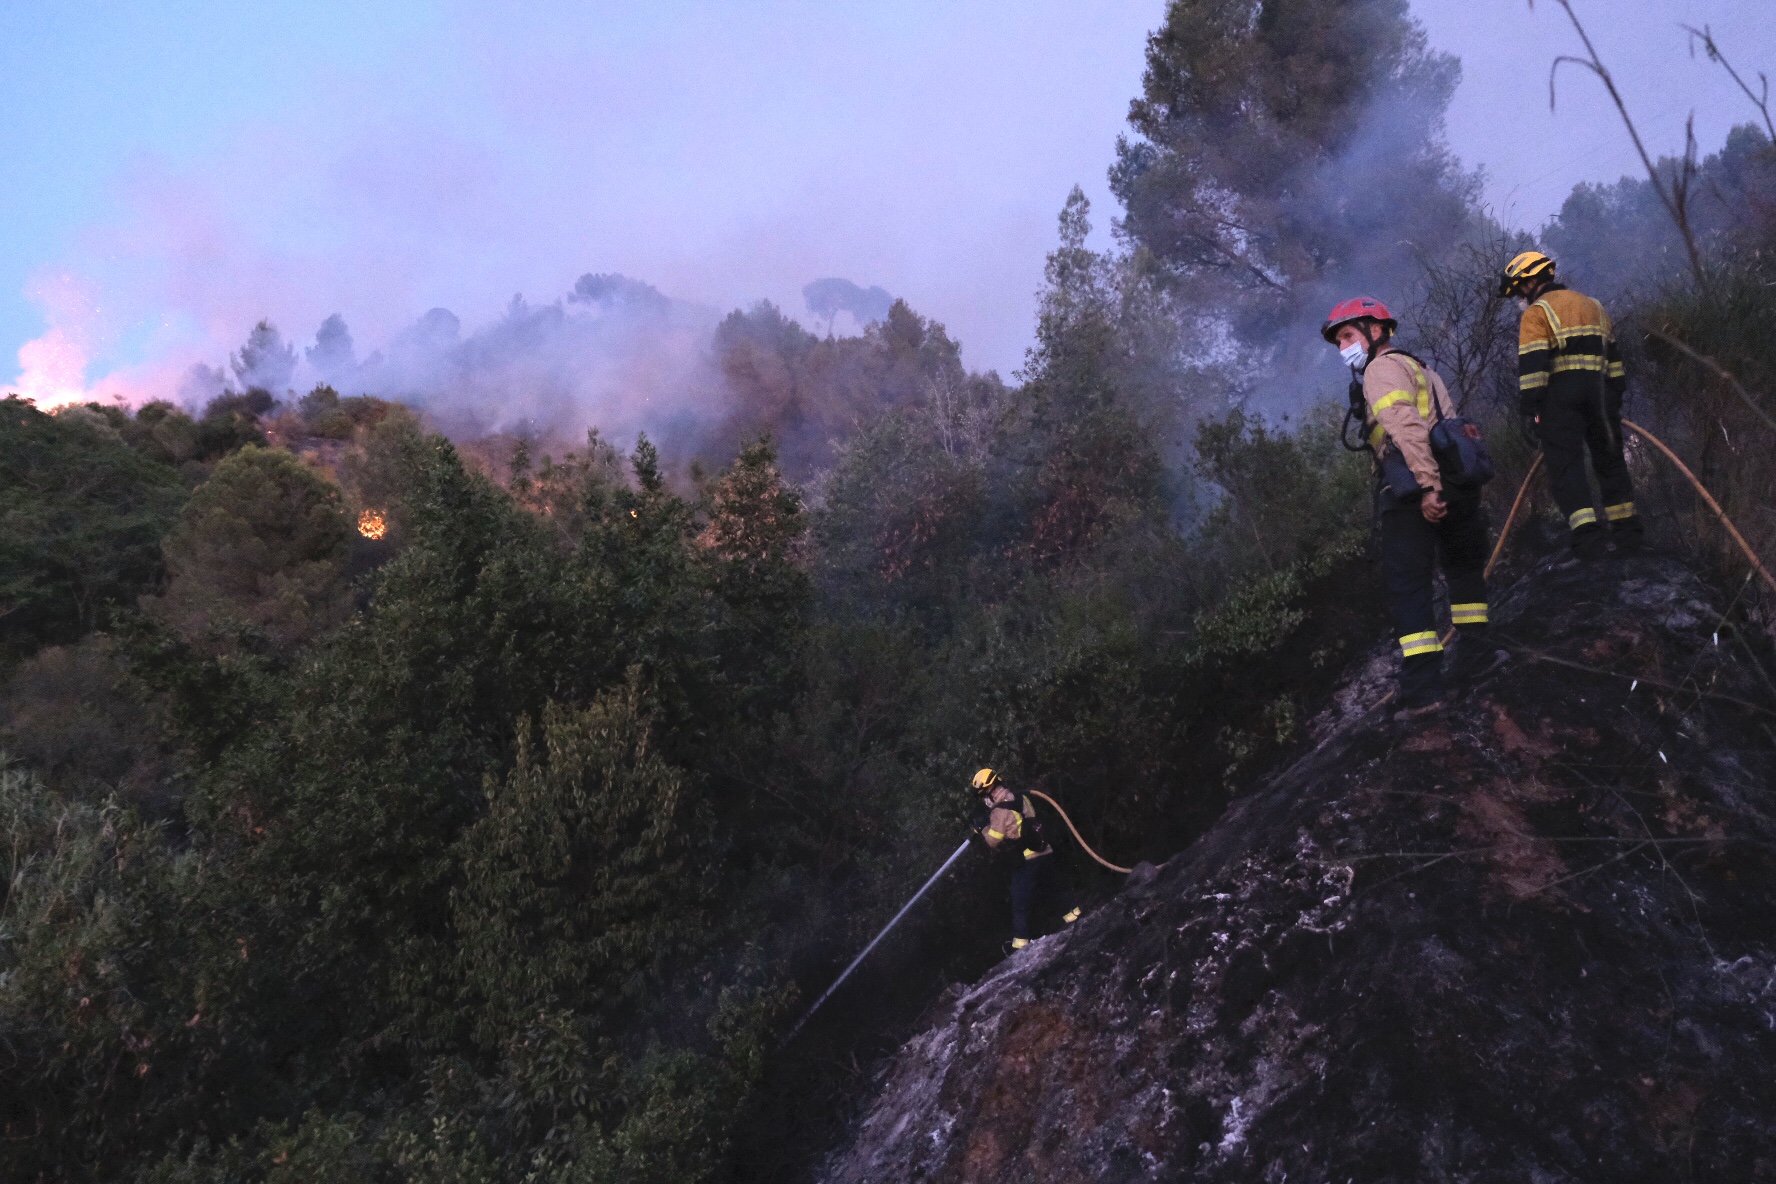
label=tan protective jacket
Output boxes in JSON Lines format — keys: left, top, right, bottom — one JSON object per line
{"left": 1363, "top": 348, "right": 1457, "bottom": 498}
{"left": 980, "top": 791, "right": 1053, "bottom": 861}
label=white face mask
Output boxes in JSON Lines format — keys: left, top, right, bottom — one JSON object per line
{"left": 1339, "top": 340, "right": 1368, "bottom": 371}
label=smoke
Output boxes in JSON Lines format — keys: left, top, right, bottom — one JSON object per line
{"left": 1188, "top": 38, "right": 1487, "bottom": 420}
{"left": 8, "top": 272, "right": 120, "bottom": 411}
{"left": 334, "top": 275, "right": 725, "bottom": 449}
{"left": 1254, "top": 81, "right": 1488, "bottom": 417}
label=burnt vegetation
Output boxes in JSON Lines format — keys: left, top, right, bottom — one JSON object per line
{"left": 2, "top": 2, "right": 1774, "bottom": 1180}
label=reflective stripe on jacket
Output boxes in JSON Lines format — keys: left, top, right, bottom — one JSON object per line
{"left": 976, "top": 793, "right": 1053, "bottom": 861}
{"left": 1517, "top": 286, "right": 1625, "bottom": 406}
{"left": 1363, "top": 349, "right": 1456, "bottom": 497}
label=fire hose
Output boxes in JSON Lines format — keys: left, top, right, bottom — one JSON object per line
{"left": 1026, "top": 790, "right": 1131, "bottom": 875}
{"left": 783, "top": 791, "right": 1130, "bottom": 1041}
{"left": 1439, "top": 418, "right": 1775, "bottom": 651}
{"left": 789, "top": 421, "right": 1770, "bottom": 1041}
{"left": 1622, "top": 418, "right": 1776, "bottom": 598}
{"left": 783, "top": 839, "right": 971, "bottom": 1044}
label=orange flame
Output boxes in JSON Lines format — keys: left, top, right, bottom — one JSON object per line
{"left": 357, "top": 509, "right": 388, "bottom": 540}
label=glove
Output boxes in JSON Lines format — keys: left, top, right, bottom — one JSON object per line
{"left": 1519, "top": 413, "right": 1541, "bottom": 447}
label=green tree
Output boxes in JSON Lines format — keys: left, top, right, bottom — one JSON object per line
{"left": 151, "top": 445, "right": 354, "bottom": 652}
{"left": 695, "top": 438, "right": 809, "bottom": 703}
{"left": 123, "top": 400, "right": 204, "bottom": 470}
{"left": 1111, "top": 0, "right": 1479, "bottom": 391}
{"left": 0, "top": 397, "right": 185, "bottom": 658}
{"left": 230, "top": 319, "right": 297, "bottom": 396}
{"left": 452, "top": 683, "right": 699, "bottom": 1045}
{"left": 195, "top": 390, "right": 271, "bottom": 458}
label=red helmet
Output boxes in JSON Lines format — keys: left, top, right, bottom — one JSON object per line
{"left": 1321, "top": 296, "right": 1397, "bottom": 343}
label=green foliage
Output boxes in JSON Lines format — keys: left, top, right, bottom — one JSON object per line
{"left": 707, "top": 298, "right": 1003, "bottom": 477}
{"left": 1627, "top": 142, "right": 1776, "bottom": 612}
{"left": 294, "top": 384, "right": 394, "bottom": 440}
{"left": 123, "top": 400, "right": 205, "bottom": 470}
{"left": 0, "top": 756, "right": 229, "bottom": 1173}
{"left": 0, "top": 396, "right": 186, "bottom": 658}
{"left": 1112, "top": 0, "right": 1480, "bottom": 394}
{"left": 196, "top": 390, "right": 272, "bottom": 457}
{"left": 150, "top": 444, "right": 354, "bottom": 652}
{"left": 0, "top": 637, "right": 171, "bottom": 808}
{"left": 1190, "top": 405, "right": 1368, "bottom": 592}
{"left": 1546, "top": 124, "right": 1776, "bottom": 304}
{"left": 453, "top": 683, "right": 700, "bottom": 1041}
{"left": 817, "top": 413, "right": 992, "bottom": 615}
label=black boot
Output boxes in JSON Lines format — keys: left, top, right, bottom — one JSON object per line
{"left": 1611, "top": 516, "right": 1645, "bottom": 555}
{"left": 1392, "top": 652, "right": 1446, "bottom": 722}
{"left": 1572, "top": 524, "right": 1608, "bottom": 562}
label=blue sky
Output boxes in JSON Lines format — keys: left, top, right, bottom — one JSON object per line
{"left": 2, "top": 0, "right": 1769, "bottom": 407}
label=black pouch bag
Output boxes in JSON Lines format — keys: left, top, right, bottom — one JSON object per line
{"left": 1397, "top": 351, "right": 1495, "bottom": 489}
{"left": 1430, "top": 412, "right": 1495, "bottom": 488}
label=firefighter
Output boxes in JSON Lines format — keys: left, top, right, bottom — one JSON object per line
{"left": 968, "top": 768, "right": 1080, "bottom": 951}
{"left": 1500, "top": 250, "right": 1643, "bottom": 561}
{"left": 1323, "top": 296, "right": 1496, "bottom": 719}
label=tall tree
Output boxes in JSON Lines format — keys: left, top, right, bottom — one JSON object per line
{"left": 1111, "top": 0, "right": 1480, "bottom": 396}
{"left": 0, "top": 398, "right": 185, "bottom": 658}
{"left": 304, "top": 313, "right": 358, "bottom": 388}
{"left": 230, "top": 319, "right": 297, "bottom": 396}
{"left": 151, "top": 444, "right": 353, "bottom": 651}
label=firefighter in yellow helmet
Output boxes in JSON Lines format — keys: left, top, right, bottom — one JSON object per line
{"left": 1501, "top": 250, "right": 1643, "bottom": 561}
{"left": 968, "top": 768, "right": 1080, "bottom": 951}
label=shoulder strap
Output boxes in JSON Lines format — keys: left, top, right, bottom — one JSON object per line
{"left": 1386, "top": 351, "right": 1441, "bottom": 424}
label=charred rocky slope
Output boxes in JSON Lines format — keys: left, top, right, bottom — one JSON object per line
{"left": 817, "top": 553, "right": 1776, "bottom": 1183}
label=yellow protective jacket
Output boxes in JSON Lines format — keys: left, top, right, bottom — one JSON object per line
{"left": 1362, "top": 348, "right": 1457, "bottom": 499}
{"left": 975, "top": 792, "right": 1053, "bottom": 862}
{"left": 1517, "top": 286, "right": 1626, "bottom": 414}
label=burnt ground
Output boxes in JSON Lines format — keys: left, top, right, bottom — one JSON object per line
{"left": 815, "top": 552, "right": 1776, "bottom": 1183}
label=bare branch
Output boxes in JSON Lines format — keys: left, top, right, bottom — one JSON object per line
{"left": 1536, "top": 0, "right": 1711, "bottom": 294}
{"left": 1644, "top": 324, "right": 1776, "bottom": 436}
{"left": 1684, "top": 24, "right": 1776, "bottom": 141}
{"left": 1546, "top": 54, "right": 1604, "bottom": 111}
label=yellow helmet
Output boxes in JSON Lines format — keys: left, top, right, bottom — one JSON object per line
{"left": 970, "top": 767, "right": 999, "bottom": 793}
{"left": 1498, "top": 250, "right": 1556, "bottom": 297}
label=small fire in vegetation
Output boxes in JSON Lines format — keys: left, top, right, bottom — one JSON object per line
{"left": 357, "top": 509, "right": 388, "bottom": 540}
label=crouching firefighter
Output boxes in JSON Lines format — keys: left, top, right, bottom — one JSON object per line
{"left": 1325, "top": 296, "right": 1496, "bottom": 719}
{"left": 968, "top": 768, "right": 1081, "bottom": 952}
{"left": 1500, "top": 250, "right": 1643, "bottom": 561}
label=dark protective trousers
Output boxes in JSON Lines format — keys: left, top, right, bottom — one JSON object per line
{"left": 1009, "top": 850, "right": 1076, "bottom": 941}
{"left": 1378, "top": 485, "right": 1491, "bottom": 703}
{"left": 1540, "top": 382, "right": 1642, "bottom": 551}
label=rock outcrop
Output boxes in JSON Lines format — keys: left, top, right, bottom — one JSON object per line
{"left": 818, "top": 554, "right": 1776, "bottom": 1183}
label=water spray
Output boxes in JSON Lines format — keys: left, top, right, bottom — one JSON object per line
{"left": 784, "top": 839, "right": 971, "bottom": 1044}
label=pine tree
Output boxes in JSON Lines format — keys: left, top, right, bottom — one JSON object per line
{"left": 151, "top": 445, "right": 353, "bottom": 652}
{"left": 229, "top": 320, "right": 298, "bottom": 396}
{"left": 1111, "top": 0, "right": 1479, "bottom": 389}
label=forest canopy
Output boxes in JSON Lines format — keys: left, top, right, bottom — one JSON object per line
{"left": 3, "top": 2, "right": 1773, "bottom": 1180}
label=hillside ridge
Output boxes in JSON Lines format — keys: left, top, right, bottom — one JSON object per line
{"left": 817, "top": 551, "right": 1776, "bottom": 1183}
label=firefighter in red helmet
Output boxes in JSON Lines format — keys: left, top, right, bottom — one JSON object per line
{"left": 1323, "top": 297, "right": 1498, "bottom": 719}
